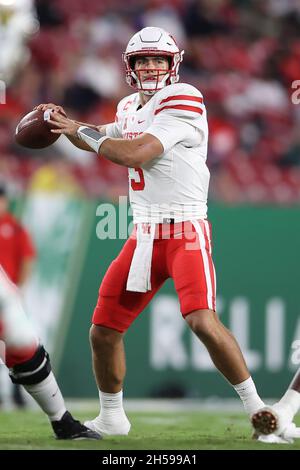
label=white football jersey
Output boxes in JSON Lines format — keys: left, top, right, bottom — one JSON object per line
{"left": 105, "top": 83, "right": 209, "bottom": 223}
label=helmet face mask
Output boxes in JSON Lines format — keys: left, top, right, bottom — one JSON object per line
{"left": 123, "top": 27, "right": 184, "bottom": 96}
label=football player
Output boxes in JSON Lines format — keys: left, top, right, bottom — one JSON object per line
{"left": 38, "top": 27, "right": 270, "bottom": 436}
{"left": 0, "top": 265, "right": 100, "bottom": 440}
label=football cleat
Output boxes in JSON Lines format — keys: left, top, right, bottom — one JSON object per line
{"left": 254, "top": 423, "right": 300, "bottom": 444}
{"left": 256, "top": 433, "right": 292, "bottom": 444}
{"left": 84, "top": 414, "right": 131, "bottom": 436}
{"left": 51, "top": 411, "right": 102, "bottom": 440}
{"left": 251, "top": 404, "right": 294, "bottom": 436}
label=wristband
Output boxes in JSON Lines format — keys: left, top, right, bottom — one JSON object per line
{"left": 77, "top": 126, "right": 109, "bottom": 153}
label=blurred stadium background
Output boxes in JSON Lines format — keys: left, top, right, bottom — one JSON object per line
{"left": 0, "top": 0, "right": 300, "bottom": 407}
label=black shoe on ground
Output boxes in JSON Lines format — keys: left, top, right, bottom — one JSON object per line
{"left": 51, "top": 411, "right": 102, "bottom": 440}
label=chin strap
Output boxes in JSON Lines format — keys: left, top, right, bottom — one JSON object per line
{"left": 77, "top": 126, "right": 109, "bottom": 153}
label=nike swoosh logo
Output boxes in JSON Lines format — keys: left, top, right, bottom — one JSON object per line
{"left": 52, "top": 388, "right": 59, "bottom": 398}
{"left": 138, "top": 120, "right": 145, "bottom": 124}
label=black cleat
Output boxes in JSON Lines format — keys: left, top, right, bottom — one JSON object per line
{"left": 51, "top": 411, "right": 102, "bottom": 440}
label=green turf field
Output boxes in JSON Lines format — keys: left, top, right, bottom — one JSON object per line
{"left": 0, "top": 409, "right": 299, "bottom": 450}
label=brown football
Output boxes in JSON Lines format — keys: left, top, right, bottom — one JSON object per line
{"left": 15, "top": 109, "right": 61, "bottom": 149}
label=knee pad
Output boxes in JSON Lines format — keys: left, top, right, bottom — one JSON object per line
{"left": 9, "top": 345, "right": 52, "bottom": 385}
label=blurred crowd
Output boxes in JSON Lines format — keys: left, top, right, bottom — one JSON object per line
{"left": 1, "top": 0, "right": 300, "bottom": 203}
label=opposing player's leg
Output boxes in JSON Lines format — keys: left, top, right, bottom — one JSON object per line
{"left": 171, "top": 220, "right": 265, "bottom": 415}
{"left": 86, "top": 235, "right": 168, "bottom": 435}
{"left": 0, "top": 266, "right": 100, "bottom": 440}
{"left": 252, "top": 367, "right": 300, "bottom": 438}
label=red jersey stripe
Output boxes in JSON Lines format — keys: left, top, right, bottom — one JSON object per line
{"left": 159, "top": 95, "right": 203, "bottom": 105}
{"left": 155, "top": 104, "right": 203, "bottom": 115}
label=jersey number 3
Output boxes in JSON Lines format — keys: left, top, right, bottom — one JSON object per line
{"left": 130, "top": 168, "right": 145, "bottom": 191}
